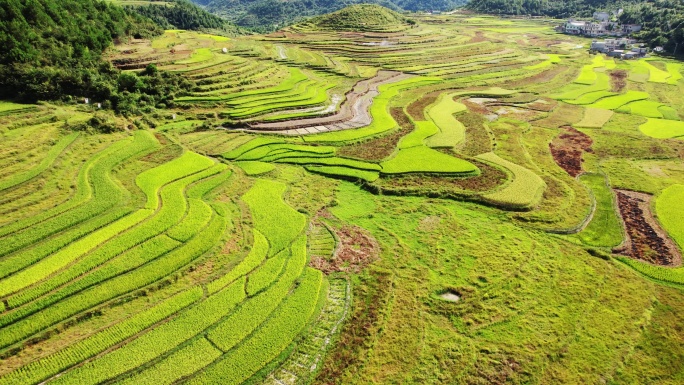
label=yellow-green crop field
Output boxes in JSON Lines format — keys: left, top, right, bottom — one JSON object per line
{"left": 2, "top": 10, "right": 684, "bottom": 385}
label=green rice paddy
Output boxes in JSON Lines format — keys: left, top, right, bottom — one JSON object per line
{"left": 2, "top": 11, "right": 684, "bottom": 385}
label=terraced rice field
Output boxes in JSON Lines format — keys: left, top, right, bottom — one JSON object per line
{"left": 3, "top": 11, "right": 684, "bottom": 385}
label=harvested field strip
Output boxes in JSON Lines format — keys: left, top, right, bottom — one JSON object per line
{"left": 303, "top": 76, "right": 441, "bottom": 143}
{"left": 0, "top": 288, "right": 202, "bottom": 385}
{"left": 381, "top": 146, "right": 479, "bottom": 175}
{"left": 47, "top": 279, "right": 245, "bottom": 385}
{"left": 476, "top": 152, "right": 546, "bottom": 209}
{"left": 587, "top": 91, "right": 649, "bottom": 110}
{"left": 191, "top": 268, "right": 323, "bottom": 385}
{"left": 306, "top": 165, "right": 380, "bottom": 182}
{"left": 655, "top": 184, "right": 684, "bottom": 251}
{"left": 241, "top": 179, "right": 307, "bottom": 256}
{"left": 575, "top": 108, "right": 613, "bottom": 128}
{"left": 574, "top": 174, "right": 623, "bottom": 247}
{"left": 0, "top": 133, "right": 78, "bottom": 192}
{"left": 424, "top": 93, "right": 467, "bottom": 148}
{"left": 639, "top": 118, "right": 684, "bottom": 139}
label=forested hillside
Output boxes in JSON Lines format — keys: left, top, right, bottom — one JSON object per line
{"left": 191, "top": 0, "right": 465, "bottom": 31}
{"left": 0, "top": 0, "right": 194, "bottom": 114}
{"left": 466, "top": 0, "right": 684, "bottom": 55}
{"left": 122, "top": 0, "right": 242, "bottom": 34}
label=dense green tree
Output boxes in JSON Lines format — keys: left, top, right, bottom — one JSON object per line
{"left": 127, "top": 0, "right": 241, "bottom": 33}
{"left": 0, "top": 0, "right": 197, "bottom": 113}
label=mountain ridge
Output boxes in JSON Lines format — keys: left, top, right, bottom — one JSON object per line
{"left": 190, "top": 0, "right": 465, "bottom": 32}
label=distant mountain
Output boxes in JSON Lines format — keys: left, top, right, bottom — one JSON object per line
{"left": 466, "top": 0, "right": 684, "bottom": 55}
{"left": 190, "top": 0, "right": 466, "bottom": 32}
{"left": 465, "top": 0, "right": 616, "bottom": 18}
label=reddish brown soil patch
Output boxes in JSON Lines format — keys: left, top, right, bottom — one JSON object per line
{"left": 309, "top": 225, "right": 379, "bottom": 274}
{"left": 406, "top": 91, "right": 439, "bottom": 120}
{"left": 613, "top": 190, "right": 682, "bottom": 266}
{"left": 549, "top": 126, "right": 593, "bottom": 177}
{"left": 337, "top": 108, "right": 411, "bottom": 161}
{"left": 610, "top": 70, "right": 628, "bottom": 92}
{"left": 154, "top": 132, "right": 169, "bottom": 145}
{"left": 469, "top": 31, "right": 486, "bottom": 43}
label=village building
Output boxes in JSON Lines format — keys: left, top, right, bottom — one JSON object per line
{"left": 559, "top": 10, "right": 640, "bottom": 38}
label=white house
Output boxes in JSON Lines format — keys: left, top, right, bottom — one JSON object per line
{"left": 565, "top": 20, "right": 587, "bottom": 35}
{"left": 622, "top": 24, "right": 642, "bottom": 34}
{"left": 593, "top": 12, "right": 610, "bottom": 22}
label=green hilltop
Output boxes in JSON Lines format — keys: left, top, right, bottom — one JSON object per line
{"left": 306, "top": 4, "right": 414, "bottom": 32}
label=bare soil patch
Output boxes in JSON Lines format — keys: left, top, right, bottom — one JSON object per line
{"left": 309, "top": 225, "right": 379, "bottom": 274}
{"left": 613, "top": 190, "right": 682, "bottom": 266}
{"left": 469, "top": 31, "right": 486, "bottom": 43}
{"left": 549, "top": 126, "right": 593, "bottom": 177}
{"left": 610, "top": 70, "right": 628, "bottom": 92}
